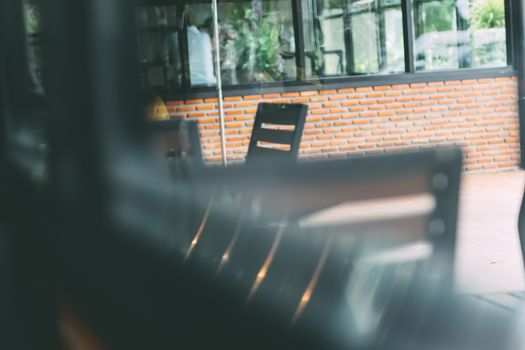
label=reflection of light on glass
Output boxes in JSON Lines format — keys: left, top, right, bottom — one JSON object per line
{"left": 299, "top": 193, "right": 435, "bottom": 228}
{"left": 291, "top": 235, "right": 333, "bottom": 325}
{"left": 184, "top": 196, "right": 214, "bottom": 261}
{"left": 344, "top": 242, "right": 426, "bottom": 338}
{"left": 344, "top": 263, "right": 383, "bottom": 337}
{"left": 246, "top": 225, "right": 286, "bottom": 304}
{"left": 359, "top": 241, "right": 433, "bottom": 265}
{"left": 216, "top": 207, "right": 247, "bottom": 272}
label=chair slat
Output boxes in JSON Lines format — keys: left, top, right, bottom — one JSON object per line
{"left": 255, "top": 104, "right": 307, "bottom": 126}
{"left": 250, "top": 146, "right": 291, "bottom": 160}
{"left": 252, "top": 128, "right": 295, "bottom": 145}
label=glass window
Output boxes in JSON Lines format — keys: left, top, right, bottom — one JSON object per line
{"left": 182, "top": 4, "right": 217, "bottom": 86}
{"left": 137, "top": 1, "right": 295, "bottom": 89}
{"left": 137, "top": 5, "right": 218, "bottom": 88}
{"left": 136, "top": 5, "right": 182, "bottom": 89}
{"left": 413, "top": 0, "right": 506, "bottom": 71}
{"left": 469, "top": 0, "right": 507, "bottom": 68}
{"left": 215, "top": 0, "right": 296, "bottom": 85}
{"left": 302, "top": 0, "right": 405, "bottom": 79}
{"left": 413, "top": 0, "right": 458, "bottom": 70}
{"left": 383, "top": 5, "right": 405, "bottom": 71}
{"left": 136, "top": 0, "right": 509, "bottom": 91}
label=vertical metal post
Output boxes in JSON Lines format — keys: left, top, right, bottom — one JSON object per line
{"left": 212, "top": 0, "right": 228, "bottom": 166}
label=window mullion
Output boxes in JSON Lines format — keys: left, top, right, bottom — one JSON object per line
{"left": 505, "top": 0, "right": 516, "bottom": 67}
{"left": 401, "top": 0, "right": 415, "bottom": 73}
{"left": 177, "top": 5, "right": 191, "bottom": 88}
{"left": 292, "top": 0, "right": 307, "bottom": 81}
{"left": 343, "top": 6, "right": 355, "bottom": 75}
{"left": 377, "top": 0, "right": 387, "bottom": 71}
{"left": 456, "top": 4, "right": 470, "bottom": 69}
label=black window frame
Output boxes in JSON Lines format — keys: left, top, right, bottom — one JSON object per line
{"left": 138, "top": 0, "right": 517, "bottom": 101}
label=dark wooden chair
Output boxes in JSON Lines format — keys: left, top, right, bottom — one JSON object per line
{"left": 246, "top": 103, "right": 308, "bottom": 165}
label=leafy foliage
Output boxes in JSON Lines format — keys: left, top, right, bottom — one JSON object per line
{"left": 470, "top": 0, "right": 505, "bottom": 30}
{"left": 470, "top": 0, "right": 506, "bottom": 67}
{"left": 418, "top": 0, "right": 455, "bottom": 34}
{"left": 225, "top": 4, "right": 283, "bottom": 82}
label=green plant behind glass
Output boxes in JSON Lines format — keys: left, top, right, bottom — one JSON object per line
{"left": 470, "top": 0, "right": 505, "bottom": 30}
{"left": 226, "top": 5, "right": 283, "bottom": 82}
{"left": 418, "top": 0, "right": 455, "bottom": 35}
{"left": 469, "top": 0, "right": 506, "bottom": 67}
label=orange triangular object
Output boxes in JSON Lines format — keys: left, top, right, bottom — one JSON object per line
{"left": 147, "top": 96, "right": 169, "bottom": 121}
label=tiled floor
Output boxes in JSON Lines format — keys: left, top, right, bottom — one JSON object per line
{"left": 456, "top": 170, "right": 525, "bottom": 294}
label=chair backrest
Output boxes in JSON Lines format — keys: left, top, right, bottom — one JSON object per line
{"left": 246, "top": 103, "right": 307, "bottom": 164}
{"left": 146, "top": 119, "right": 203, "bottom": 179}
{"left": 194, "top": 148, "right": 461, "bottom": 347}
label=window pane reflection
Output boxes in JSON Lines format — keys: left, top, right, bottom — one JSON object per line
{"left": 413, "top": 0, "right": 506, "bottom": 71}
{"left": 137, "top": 1, "right": 295, "bottom": 89}
{"left": 135, "top": 0, "right": 508, "bottom": 91}
{"left": 137, "top": 5, "right": 181, "bottom": 89}
{"left": 469, "top": 0, "right": 506, "bottom": 68}
{"left": 215, "top": 1, "right": 296, "bottom": 84}
{"left": 303, "top": 0, "right": 405, "bottom": 79}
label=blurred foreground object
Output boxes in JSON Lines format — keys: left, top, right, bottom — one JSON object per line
{"left": 4, "top": 0, "right": 525, "bottom": 349}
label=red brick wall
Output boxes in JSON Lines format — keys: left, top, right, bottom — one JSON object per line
{"left": 166, "top": 76, "right": 520, "bottom": 172}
